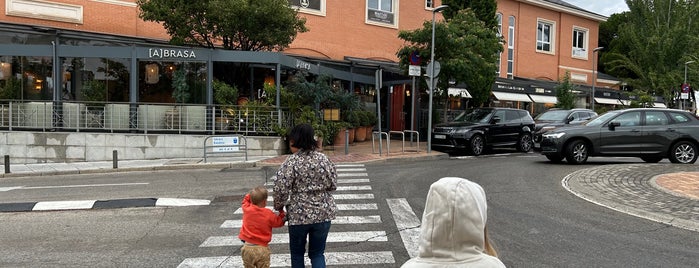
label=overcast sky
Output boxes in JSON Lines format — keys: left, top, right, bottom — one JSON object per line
{"left": 565, "top": 0, "right": 630, "bottom": 17}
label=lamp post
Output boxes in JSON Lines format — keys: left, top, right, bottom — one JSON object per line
{"left": 591, "top": 47, "right": 603, "bottom": 111}
{"left": 683, "top": 60, "right": 695, "bottom": 111}
{"left": 427, "top": 4, "right": 448, "bottom": 154}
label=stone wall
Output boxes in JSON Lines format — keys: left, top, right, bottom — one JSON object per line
{"left": 0, "top": 131, "right": 285, "bottom": 164}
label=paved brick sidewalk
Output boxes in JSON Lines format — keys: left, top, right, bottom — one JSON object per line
{"left": 564, "top": 164, "right": 699, "bottom": 232}
{"left": 656, "top": 172, "right": 699, "bottom": 200}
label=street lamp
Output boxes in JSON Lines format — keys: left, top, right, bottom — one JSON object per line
{"left": 427, "top": 4, "right": 448, "bottom": 154}
{"left": 683, "top": 60, "right": 695, "bottom": 110}
{"left": 590, "top": 47, "right": 603, "bottom": 111}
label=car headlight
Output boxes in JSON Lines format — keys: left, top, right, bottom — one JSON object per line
{"left": 454, "top": 128, "right": 471, "bottom": 134}
{"left": 541, "top": 126, "right": 556, "bottom": 132}
{"left": 542, "top": 132, "right": 566, "bottom": 139}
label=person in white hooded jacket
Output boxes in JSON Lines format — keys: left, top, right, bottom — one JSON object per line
{"left": 401, "top": 177, "right": 506, "bottom": 268}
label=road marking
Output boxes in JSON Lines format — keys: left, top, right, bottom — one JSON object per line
{"left": 178, "top": 251, "right": 395, "bottom": 267}
{"left": 220, "top": 215, "right": 382, "bottom": 228}
{"left": 336, "top": 168, "right": 367, "bottom": 172}
{"left": 266, "top": 193, "right": 373, "bottom": 202}
{"left": 32, "top": 200, "right": 96, "bottom": 211}
{"left": 387, "top": 198, "right": 422, "bottom": 258}
{"left": 0, "top": 182, "right": 149, "bottom": 192}
{"left": 155, "top": 198, "right": 210, "bottom": 207}
{"left": 200, "top": 231, "right": 387, "bottom": 247}
{"left": 336, "top": 164, "right": 366, "bottom": 168}
{"left": 338, "top": 178, "right": 370, "bottom": 184}
{"left": 234, "top": 203, "right": 377, "bottom": 214}
{"left": 338, "top": 173, "right": 368, "bottom": 177}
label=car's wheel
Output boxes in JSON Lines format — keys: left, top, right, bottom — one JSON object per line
{"left": 468, "top": 134, "right": 485, "bottom": 156}
{"left": 668, "top": 141, "right": 698, "bottom": 164}
{"left": 545, "top": 154, "right": 564, "bottom": 163}
{"left": 640, "top": 156, "right": 662, "bottom": 163}
{"left": 517, "top": 133, "right": 533, "bottom": 152}
{"left": 565, "top": 140, "right": 589, "bottom": 165}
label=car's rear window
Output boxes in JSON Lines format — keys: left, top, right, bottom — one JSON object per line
{"left": 669, "top": 112, "right": 692, "bottom": 123}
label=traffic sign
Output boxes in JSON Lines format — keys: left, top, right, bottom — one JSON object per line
{"left": 409, "top": 65, "right": 421, "bottom": 76}
{"left": 409, "top": 51, "right": 421, "bottom": 65}
{"left": 425, "top": 61, "right": 440, "bottom": 78}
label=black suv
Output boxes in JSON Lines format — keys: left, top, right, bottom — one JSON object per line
{"left": 533, "top": 108, "right": 597, "bottom": 150}
{"left": 431, "top": 107, "right": 535, "bottom": 155}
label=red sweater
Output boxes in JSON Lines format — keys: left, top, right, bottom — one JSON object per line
{"left": 238, "top": 194, "right": 286, "bottom": 247}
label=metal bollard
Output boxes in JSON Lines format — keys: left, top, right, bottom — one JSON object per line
{"left": 345, "top": 129, "right": 349, "bottom": 155}
{"left": 4, "top": 155, "right": 9, "bottom": 174}
{"left": 113, "top": 150, "right": 118, "bottom": 169}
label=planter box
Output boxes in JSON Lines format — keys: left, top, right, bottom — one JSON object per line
{"left": 105, "top": 104, "right": 130, "bottom": 130}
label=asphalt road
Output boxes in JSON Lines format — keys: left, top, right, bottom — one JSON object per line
{"left": 1, "top": 153, "right": 698, "bottom": 267}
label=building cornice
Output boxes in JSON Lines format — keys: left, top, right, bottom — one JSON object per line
{"left": 520, "top": 0, "right": 608, "bottom": 22}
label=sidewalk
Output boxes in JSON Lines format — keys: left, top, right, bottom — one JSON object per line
{"left": 0, "top": 138, "right": 446, "bottom": 178}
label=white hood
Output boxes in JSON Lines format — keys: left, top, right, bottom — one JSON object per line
{"left": 401, "top": 177, "right": 505, "bottom": 268}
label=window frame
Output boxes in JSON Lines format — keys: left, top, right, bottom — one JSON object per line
{"left": 536, "top": 19, "right": 556, "bottom": 54}
{"left": 572, "top": 26, "right": 589, "bottom": 59}
{"left": 496, "top": 13, "right": 503, "bottom": 76}
{"left": 366, "top": 0, "right": 399, "bottom": 28}
{"left": 425, "top": 0, "right": 433, "bottom": 9}
{"left": 289, "top": 0, "right": 326, "bottom": 16}
{"left": 507, "top": 16, "right": 515, "bottom": 79}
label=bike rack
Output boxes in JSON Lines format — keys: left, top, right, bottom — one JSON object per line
{"left": 403, "top": 130, "right": 420, "bottom": 152}
{"left": 372, "top": 131, "right": 389, "bottom": 155}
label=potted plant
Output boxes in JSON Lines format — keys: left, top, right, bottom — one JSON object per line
{"left": 166, "top": 68, "right": 190, "bottom": 129}
{"left": 213, "top": 79, "right": 238, "bottom": 130}
{"left": 350, "top": 110, "right": 367, "bottom": 142}
{"left": 364, "top": 110, "right": 377, "bottom": 139}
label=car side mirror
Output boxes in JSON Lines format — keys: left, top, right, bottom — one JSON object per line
{"left": 491, "top": 116, "right": 501, "bottom": 124}
{"left": 609, "top": 121, "right": 620, "bottom": 130}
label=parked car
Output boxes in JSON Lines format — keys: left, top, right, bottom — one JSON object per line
{"left": 539, "top": 108, "right": 699, "bottom": 164}
{"left": 533, "top": 108, "right": 597, "bottom": 150}
{"left": 431, "top": 107, "right": 535, "bottom": 155}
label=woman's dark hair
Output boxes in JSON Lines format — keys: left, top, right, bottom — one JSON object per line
{"left": 288, "top": 123, "right": 317, "bottom": 151}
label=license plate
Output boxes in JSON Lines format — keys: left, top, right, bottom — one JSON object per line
{"left": 434, "top": 134, "right": 446, "bottom": 139}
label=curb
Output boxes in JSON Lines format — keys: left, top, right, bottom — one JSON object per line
{"left": 0, "top": 197, "right": 211, "bottom": 213}
{"left": 0, "top": 162, "right": 259, "bottom": 178}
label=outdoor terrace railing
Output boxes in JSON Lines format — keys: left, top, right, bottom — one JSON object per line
{"left": 0, "top": 100, "right": 292, "bottom": 135}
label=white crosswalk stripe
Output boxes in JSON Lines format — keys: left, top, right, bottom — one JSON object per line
{"left": 178, "top": 163, "right": 406, "bottom": 267}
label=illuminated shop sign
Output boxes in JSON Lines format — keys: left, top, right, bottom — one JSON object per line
{"left": 148, "top": 48, "right": 197, "bottom": 59}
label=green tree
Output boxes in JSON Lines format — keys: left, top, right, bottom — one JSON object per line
{"left": 555, "top": 72, "right": 577, "bottom": 109}
{"left": 397, "top": 5, "right": 502, "bottom": 108}
{"left": 602, "top": 0, "right": 699, "bottom": 107}
{"left": 137, "top": 0, "right": 307, "bottom": 51}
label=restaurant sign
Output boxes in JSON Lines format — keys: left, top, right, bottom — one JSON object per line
{"left": 149, "top": 48, "right": 197, "bottom": 59}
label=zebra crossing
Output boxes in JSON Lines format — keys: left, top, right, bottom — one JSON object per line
{"left": 177, "top": 163, "right": 419, "bottom": 267}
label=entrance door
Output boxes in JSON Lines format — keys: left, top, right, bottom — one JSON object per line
{"left": 390, "top": 85, "right": 405, "bottom": 131}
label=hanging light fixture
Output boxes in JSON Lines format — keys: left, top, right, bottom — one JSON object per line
{"left": 145, "top": 63, "right": 159, "bottom": 84}
{"left": 264, "top": 75, "right": 275, "bottom": 87}
{"left": 0, "top": 62, "right": 11, "bottom": 80}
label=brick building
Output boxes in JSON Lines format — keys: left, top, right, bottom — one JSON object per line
{"left": 1, "top": 0, "right": 657, "bottom": 134}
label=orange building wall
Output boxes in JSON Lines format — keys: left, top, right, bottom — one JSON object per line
{"left": 286, "top": 1, "right": 439, "bottom": 61}
{"left": 1, "top": 0, "right": 169, "bottom": 40}
{"left": 497, "top": 0, "right": 603, "bottom": 86}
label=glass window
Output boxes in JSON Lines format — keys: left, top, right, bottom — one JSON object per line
{"left": 537, "top": 20, "right": 554, "bottom": 52}
{"left": 669, "top": 112, "right": 691, "bottom": 123}
{"left": 288, "top": 0, "right": 325, "bottom": 16}
{"left": 138, "top": 61, "right": 207, "bottom": 104}
{"left": 613, "top": 111, "right": 641, "bottom": 127}
{"left": 62, "top": 57, "right": 131, "bottom": 102}
{"left": 506, "top": 110, "right": 521, "bottom": 123}
{"left": 496, "top": 13, "right": 503, "bottom": 76}
{"left": 367, "top": 0, "right": 396, "bottom": 26}
{"left": 572, "top": 27, "right": 588, "bottom": 58}
{"left": 507, "top": 16, "right": 515, "bottom": 79}
{"left": 0, "top": 56, "right": 54, "bottom": 101}
{"left": 644, "top": 111, "right": 669, "bottom": 126}
{"left": 426, "top": 0, "right": 433, "bottom": 9}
